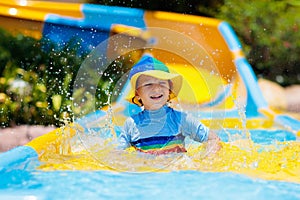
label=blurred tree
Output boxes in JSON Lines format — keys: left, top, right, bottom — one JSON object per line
{"left": 0, "top": 28, "right": 141, "bottom": 127}
{"left": 0, "top": 29, "right": 86, "bottom": 127}
{"left": 216, "top": 0, "right": 300, "bottom": 86}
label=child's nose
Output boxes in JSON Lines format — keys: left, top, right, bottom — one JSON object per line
{"left": 153, "top": 83, "right": 162, "bottom": 90}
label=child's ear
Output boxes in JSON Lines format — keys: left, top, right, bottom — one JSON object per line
{"left": 135, "top": 91, "right": 140, "bottom": 99}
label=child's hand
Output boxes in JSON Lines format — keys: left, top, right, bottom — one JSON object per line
{"left": 204, "top": 131, "right": 222, "bottom": 157}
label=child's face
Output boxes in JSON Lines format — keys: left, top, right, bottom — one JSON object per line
{"left": 136, "top": 75, "right": 170, "bottom": 110}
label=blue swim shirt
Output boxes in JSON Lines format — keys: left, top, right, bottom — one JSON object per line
{"left": 118, "top": 105, "right": 209, "bottom": 154}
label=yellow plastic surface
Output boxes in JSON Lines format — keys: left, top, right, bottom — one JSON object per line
{"left": 144, "top": 11, "right": 239, "bottom": 83}
{"left": 36, "top": 137, "right": 300, "bottom": 184}
{"left": 0, "top": 0, "right": 82, "bottom": 38}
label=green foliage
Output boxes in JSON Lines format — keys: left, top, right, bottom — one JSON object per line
{"left": 0, "top": 29, "right": 82, "bottom": 127}
{"left": 0, "top": 28, "right": 137, "bottom": 127}
{"left": 216, "top": 0, "right": 300, "bottom": 86}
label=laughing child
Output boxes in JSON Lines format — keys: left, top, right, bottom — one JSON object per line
{"left": 118, "top": 54, "right": 221, "bottom": 155}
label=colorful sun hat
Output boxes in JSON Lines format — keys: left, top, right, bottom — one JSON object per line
{"left": 126, "top": 54, "right": 182, "bottom": 106}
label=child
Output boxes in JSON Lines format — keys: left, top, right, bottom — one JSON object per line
{"left": 118, "top": 54, "right": 221, "bottom": 155}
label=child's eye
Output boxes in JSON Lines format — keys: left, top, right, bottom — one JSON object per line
{"left": 140, "top": 81, "right": 168, "bottom": 88}
{"left": 159, "top": 82, "right": 168, "bottom": 86}
{"left": 143, "top": 83, "right": 153, "bottom": 87}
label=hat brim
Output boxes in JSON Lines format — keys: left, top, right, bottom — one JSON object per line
{"left": 126, "top": 70, "right": 182, "bottom": 106}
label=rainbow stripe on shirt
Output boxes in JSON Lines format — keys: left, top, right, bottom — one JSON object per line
{"left": 131, "top": 134, "right": 187, "bottom": 155}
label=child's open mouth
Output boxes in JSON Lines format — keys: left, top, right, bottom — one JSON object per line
{"left": 150, "top": 94, "right": 163, "bottom": 99}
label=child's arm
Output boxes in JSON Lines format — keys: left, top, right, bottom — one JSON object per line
{"left": 117, "top": 118, "right": 133, "bottom": 149}
{"left": 181, "top": 113, "right": 221, "bottom": 155}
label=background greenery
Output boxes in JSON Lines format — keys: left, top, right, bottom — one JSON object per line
{"left": 0, "top": 29, "right": 137, "bottom": 127}
{"left": 0, "top": 0, "right": 299, "bottom": 127}
{"left": 0, "top": 31, "right": 83, "bottom": 127}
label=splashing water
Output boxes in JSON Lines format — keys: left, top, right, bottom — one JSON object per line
{"left": 37, "top": 87, "right": 300, "bottom": 183}
{"left": 36, "top": 63, "right": 300, "bottom": 183}
{"left": 37, "top": 131, "right": 300, "bottom": 183}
